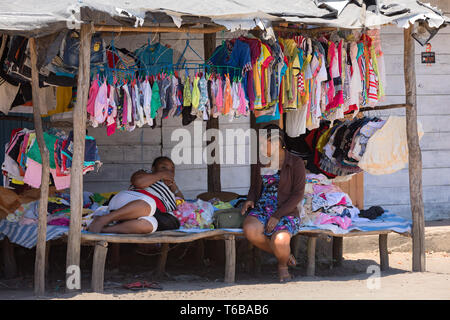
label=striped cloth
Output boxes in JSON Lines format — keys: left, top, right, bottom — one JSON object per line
{"left": 299, "top": 211, "right": 412, "bottom": 235}
{"left": 142, "top": 180, "right": 177, "bottom": 212}
{"left": 0, "top": 220, "right": 69, "bottom": 248}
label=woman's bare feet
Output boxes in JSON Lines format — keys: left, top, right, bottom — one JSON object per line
{"left": 278, "top": 265, "right": 292, "bottom": 283}
{"left": 87, "top": 216, "right": 109, "bottom": 233}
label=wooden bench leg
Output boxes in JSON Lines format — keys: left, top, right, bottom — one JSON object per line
{"left": 155, "top": 243, "right": 169, "bottom": 278}
{"left": 2, "top": 238, "right": 17, "bottom": 279}
{"left": 245, "top": 242, "right": 253, "bottom": 273}
{"left": 332, "top": 236, "right": 343, "bottom": 267}
{"left": 109, "top": 243, "right": 120, "bottom": 270}
{"left": 224, "top": 235, "right": 236, "bottom": 283}
{"left": 253, "top": 246, "right": 262, "bottom": 275}
{"left": 292, "top": 234, "right": 302, "bottom": 260}
{"left": 91, "top": 241, "right": 108, "bottom": 293}
{"left": 196, "top": 239, "right": 205, "bottom": 264}
{"left": 306, "top": 236, "right": 317, "bottom": 276}
{"left": 379, "top": 234, "right": 389, "bottom": 271}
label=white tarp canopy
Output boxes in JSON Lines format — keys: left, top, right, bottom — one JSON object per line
{"left": 0, "top": 0, "right": 448, "bottom": 36}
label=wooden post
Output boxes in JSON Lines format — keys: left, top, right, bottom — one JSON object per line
{"left": 224, "top": 235, "right": 236, "bottom": 283}
{"left": 29, "top": 37, "right": 50, "bottom": 296}
{"left": 253, "top": 246, "right": 262, "bottom": 275}
{"left": 204, "top": 27, "right": 221, "bottom": 193}
{"left": 66, "top": 23, "right": 93, "bottom": 291}
{"left": 155, "top": 243, "right": 169, "bottom": 278}
{"left": 404, "top": 25, "right": 425, "bottom": 272}
{"left": 109, "top": 243, "right": 120, "bottom": 270}
{"left": 332, "top": 236, "right": 343, "bottom": 267}
{"left": 379, "top": 234, "right": 389, "bottom": 271}
{"left": 292, "top": 234, "right": 302, "bottom": 260}
{"left": 45, "top": 241, "right": 51, "bottom": 280}
{"left": 2, "top": 238, "right": 17, "bottom": 279}
{"left": 91, "top": 241, "right": 108, "bottom": 293}
{"left": 306, "top": 236, "right": 317, "bottom": 276}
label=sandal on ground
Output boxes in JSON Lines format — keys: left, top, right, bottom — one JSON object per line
{"left": 123, "top": 281, "right": 163, "bottom": 291}
{"left": 287, "top": 254, "right": 297, "bottom": 267}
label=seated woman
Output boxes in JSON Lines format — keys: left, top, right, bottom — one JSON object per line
{"left": 88, "top": 156, "right": 183, "bottom": 234}
{"left": 241, "top": 124, "right": 306, "bottom": 282}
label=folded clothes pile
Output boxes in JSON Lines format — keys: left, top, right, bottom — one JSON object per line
{"left": 302, "top": 173, "right": 360, "bottom": 230}
{"left": 2, "top": 128, "right": 102, "bottom": 190}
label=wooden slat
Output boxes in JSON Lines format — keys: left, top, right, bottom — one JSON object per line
{"left": 79, "top": 229, "right": 240, "bottom": 244}
{"left": 78, "top": 227, "right": 408, "bottom": 245}
{"left": 404, "top": 26, "right": 426, "bottom": 272}
{"left": 29, "top": 37, "right": 50, "bottom": 297}
{"left": 358, "top": 103, "right": 410, "bottom": 113}
{"left": 94, "top": 25, "right": 226, "bottom": 34}
{"left": 297, "top": 229, "right": 410, "bottom": 238}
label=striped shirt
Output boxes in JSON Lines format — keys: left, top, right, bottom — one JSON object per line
{"left": 130, "top": 170, "right": 177, "bottom": 213}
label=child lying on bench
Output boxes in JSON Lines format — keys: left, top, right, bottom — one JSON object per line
{"left": 88, "top": 156, "right": 183, "bottom": 234}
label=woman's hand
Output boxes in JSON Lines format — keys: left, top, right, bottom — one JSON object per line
{"left": 241, "top": 200, "right": 254, "bottom": 215}
{"left": 168, "top": 181, "right": 184, "bottom": 199}
{"left": 265, "top": 216, "right": 279, "bottom": 234}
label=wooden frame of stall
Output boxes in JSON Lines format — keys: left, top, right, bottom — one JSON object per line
{"left": 14, "top": 19, "right": 424, "bottom": 295}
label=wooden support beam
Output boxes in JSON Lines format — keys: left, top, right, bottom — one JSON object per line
{"left": 306, "top": 236, "right": 317, "bottom": 276}
{"left": 29, "top": 37, "right": 50, "bottom": 297}
{"left": 204, "top": 26, "right": 221, "bottom": 193}
{"left": 273, "top": 26, "right": 337, "bottom": 34}
{"left": 155, "top": 243, "right": 169, "bottom": 279}
{"left": 109, "top": 243, "right": 120, "bottom": 270}
{"left": 2, "top": 238, "right": 17, "bottom": 279}
{"left": 94, "top": 25, "right": 225, "bottom": 34}
{"left": 91, "top": 241, "right": 108, "bottom": 293}
{"left": 404, "top": 26, "right": 426, "bottom": 272}
{"left": 253, "top": 246, "right": 262, "bottom": 275}
{"left": 358, "top": 103, "right": 411, "bottom": 113}
{"left": 332, "top": 236, "right": 343, "bottom": 267}
{"left": 379, "top": 234, "right": 389, "bottom": 271}
{"left": 224, "top": 235, "right": 236, "bottom": 283}
{"left": 66, "top": 23, "right": 93, "bottom": 292}
{"left": 292, "top": 234, "right": 302, "bottom": 261}
{"left": 0, "top": 116, "right": 34, "bottom": 122}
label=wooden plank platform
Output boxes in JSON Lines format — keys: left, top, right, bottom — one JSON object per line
{"left": 78, "top": 228, "right": 411, "bottom": 292}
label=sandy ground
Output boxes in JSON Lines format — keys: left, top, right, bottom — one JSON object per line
{"left": 1, "top": 250, "right": 449, "bottom": 300}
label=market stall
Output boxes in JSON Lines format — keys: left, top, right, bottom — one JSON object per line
{"left": 0, "top": 0, "right": 449, "bottom": 295}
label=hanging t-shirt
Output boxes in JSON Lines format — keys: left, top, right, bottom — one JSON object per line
{"left": 134, "top": 43, "right": 173, "bottom": 75}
